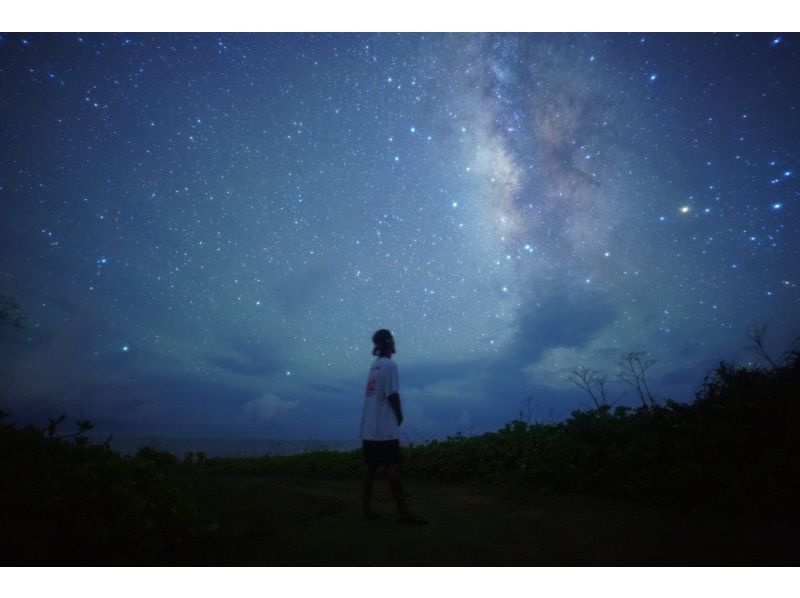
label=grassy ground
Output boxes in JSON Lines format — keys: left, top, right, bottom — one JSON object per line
{"left": 180, "top": 471, "right": 799, "bottom": 565}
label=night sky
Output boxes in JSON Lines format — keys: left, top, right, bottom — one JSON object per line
{"left": 1, "top": 32, "right": 798, "bottom": 442}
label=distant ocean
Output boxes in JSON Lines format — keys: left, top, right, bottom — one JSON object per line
{"left": 106, "top": 436, "right": 360, "bottom": 458}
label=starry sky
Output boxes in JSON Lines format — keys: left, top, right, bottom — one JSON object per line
{"left": 1, "top": 32, "right": 798, "bottom": 442}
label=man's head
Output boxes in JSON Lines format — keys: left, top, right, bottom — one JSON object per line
{"left": 372, "top": 329, "right": 395, "bottom": 357}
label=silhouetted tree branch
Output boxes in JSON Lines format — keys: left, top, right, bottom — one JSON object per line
{"left": 62, "top": 419, "right": 95, "bottom": 438}
{"left": 519, "top": 396, "right": 535, "bottom": 424}
{"left": 746, "top": 325, "right": 777, "bottom": 369}
{"left": 46, "top": 414, "right": 66, "bottom": 437}
{"left": 568, "top": 366, "right": 609, "bottom": 409}
{"left": 45, "top": 414, "right": 94, "bottom": 439}
{"left": 746, "top": 325, "right": 800, "bottom": 372}
{"left": 617, "top": 351, "right": 657, "bottom": 407}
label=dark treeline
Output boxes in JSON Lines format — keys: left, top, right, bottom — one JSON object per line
{"left": 404, "top": 349, "right": 800, "bottom": 512}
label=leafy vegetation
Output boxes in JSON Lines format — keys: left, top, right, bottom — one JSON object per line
{"left": 0, "top": 414, "right": 212, "bottom": 565}
{"left": 206, "top": 446, "right": 362, "bottom": 479}
{"left": 2, "top": 332, "right": 798, "bottom": 564}
{"left": 209, "top": 341, "right": 800, "bottom": 513}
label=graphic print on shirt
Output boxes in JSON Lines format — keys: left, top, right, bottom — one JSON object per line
{"left": 365, "top": 366, "right": 380, "bottom": 397}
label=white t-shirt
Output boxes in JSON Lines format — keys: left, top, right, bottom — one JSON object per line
{"left": 359, "top": 356, "right": 400, "bottom": 441}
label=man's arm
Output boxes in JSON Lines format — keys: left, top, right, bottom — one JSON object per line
{"left": 388, "top": 392, "right": 403, "bottom": 426}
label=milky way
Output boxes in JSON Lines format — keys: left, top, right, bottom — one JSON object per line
{"left": 1, "top": 33, "right": 798, "bottom": 441}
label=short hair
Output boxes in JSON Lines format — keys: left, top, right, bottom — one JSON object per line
{"left": 372, "top": 329, "right": 393, "bottom": 355}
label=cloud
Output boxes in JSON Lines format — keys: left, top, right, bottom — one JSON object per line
{"left": 410, "top": 378, "right": 485, "bottom": 403}
{"left": 508, "top": 286, "right": 617, "bottom": 368}
{"left": 239, "top": 392, "right": 299, "bottom": 424}
{"left": 205, "top": 336, "right": 283, "bottom": 377}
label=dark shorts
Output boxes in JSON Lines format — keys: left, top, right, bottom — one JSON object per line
{"left": 362, "top": 439, "right": 401, "bottom": 466}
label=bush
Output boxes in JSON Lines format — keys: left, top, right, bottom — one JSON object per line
{"left": 206, "top": 449, "right": 362, "bottom": 479}
{"left": 0, "top": 418, "right": 213, "bottom": 565}
{"left": 203, "top": 350, "right": 800, "bottom": 514}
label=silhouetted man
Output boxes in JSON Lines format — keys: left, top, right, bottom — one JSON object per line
{"left": 360, "top": 329, "right": 427, "bottom": 524}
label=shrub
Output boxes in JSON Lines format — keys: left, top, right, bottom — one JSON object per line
{"left": 202, "top": 350, "right": 800, "bottom": 514}
{"left": 0, "top": 418, "right": 213, "bottom": 565}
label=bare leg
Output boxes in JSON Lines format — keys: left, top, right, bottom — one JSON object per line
{"left": 362, "top": 464, "right": 378, "bottom": 516}
{"left": 386, "top": 464, "right": 410, "bottom": 515}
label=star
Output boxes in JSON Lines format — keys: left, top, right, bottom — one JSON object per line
{"left": 2, "top": 32, "right": 798, "bottom": 444}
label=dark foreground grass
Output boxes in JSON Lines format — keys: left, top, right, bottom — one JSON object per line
{"left": 179, "top": 471, "right": 799, "bottom": 566}
{"left": 2, "top": 428, "right": 797, "bottom": 565}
